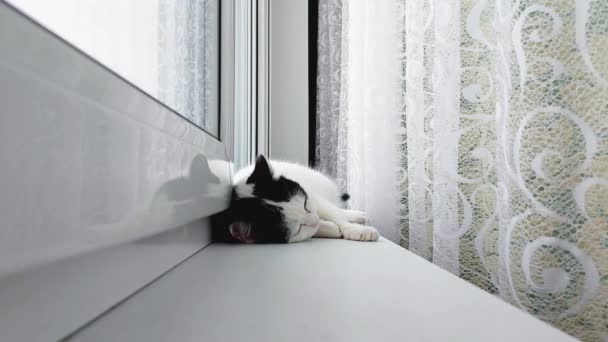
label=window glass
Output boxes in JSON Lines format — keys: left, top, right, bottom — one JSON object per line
{"left": 8, "top": 0, "right": 220, "bottom": 136}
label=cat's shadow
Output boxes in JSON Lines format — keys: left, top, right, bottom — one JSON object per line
{"left": 142, "top": 154, "right": 225, "bottom": 245}
{"left": 155, "top": 154, "right": 221, "bottom": 203}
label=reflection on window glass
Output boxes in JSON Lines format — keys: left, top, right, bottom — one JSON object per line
{"left": 8, "top": 0, "right": 219, "bottom": 136}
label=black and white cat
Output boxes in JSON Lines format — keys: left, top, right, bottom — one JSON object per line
{"left": 213, "top": 155, "right": 379, "bottom": 243}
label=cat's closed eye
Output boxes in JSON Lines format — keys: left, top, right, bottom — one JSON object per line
{"left": 303, "top": 196, "right": 311, "bottom": 213}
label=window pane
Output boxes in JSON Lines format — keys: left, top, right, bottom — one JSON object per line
{"left": 8, "top": 0, "right": 220, "bottom": 136}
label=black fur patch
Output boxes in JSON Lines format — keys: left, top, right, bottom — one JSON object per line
{"left": 212, "top": 195, "right": 289, "bottom": 243}
{"left": 247, "top": 156, "right": 306, "bottom": 202}
{"left": 212, "top": 156, "right": 307, "bottom": 244}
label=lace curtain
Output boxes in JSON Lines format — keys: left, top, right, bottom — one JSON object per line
{"left": 316, "top": 0, "right": 608, "bottom": 340}
{"left": 316, "top": 0, "right": 403, "bottom": 243}
{"left": 159, "top": 0, "right": 219, "bottom": 134}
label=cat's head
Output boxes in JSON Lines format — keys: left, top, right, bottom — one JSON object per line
{"left": 224, "top": 155, "right": 320, "bottom": 243}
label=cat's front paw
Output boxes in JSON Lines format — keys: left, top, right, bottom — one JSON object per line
{"left": 340, "top": 223, "right": 379, "bottom": 242}
{"left": 344, "top": 210, "right": 366, "bottom": 224}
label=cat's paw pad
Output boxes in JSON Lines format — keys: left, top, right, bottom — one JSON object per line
{"left": 340, "top": 223, "right": 379, "bottom": 242}
{"left": 344, "top": 210, "right": 366, "bottom": 224}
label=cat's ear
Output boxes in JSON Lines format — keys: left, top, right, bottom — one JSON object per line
{"left": 229, "top": 222, "right": 255, "bottom": 243}
{"left": 247, "top": 155, "right": 273, "bottom": 184}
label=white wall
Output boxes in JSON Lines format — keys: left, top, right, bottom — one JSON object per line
{"left": 269, "top": 0, "right": 308, "bottom": 165}
{"left": 0, "top": 4, "right": 232, "bottom": 339}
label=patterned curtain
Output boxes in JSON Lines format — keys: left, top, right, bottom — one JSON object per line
{"left": 158, "top": 0, "right": 219, "bottom": 134}
{"left": 316, "top": 0, "right": 608, "bottom": 340}
{"left": 316, "top": 0, "right": 348, "bottom": 190}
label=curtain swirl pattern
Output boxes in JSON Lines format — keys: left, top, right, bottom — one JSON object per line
{"left": 316, "top": 0, "right": 608, "bottom": 340}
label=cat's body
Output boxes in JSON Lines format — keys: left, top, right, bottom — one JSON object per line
{"left": 234, "top": 160, "right": 343, "bottom": 208}
{"left": 213, "top": 156, "right": 379, "bottom": 243}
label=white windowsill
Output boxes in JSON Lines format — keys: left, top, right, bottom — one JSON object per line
{"left": 72, "top": 238, "right": 574, "bottom": 342}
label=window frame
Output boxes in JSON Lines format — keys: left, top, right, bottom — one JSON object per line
{"left": 0, "top": 1, "right": 236, "bottom": 340}
{"left": 224, "top": 0, "right": 270, "bottom": 172}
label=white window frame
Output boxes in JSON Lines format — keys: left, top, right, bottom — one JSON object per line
{"left": 0, "top": 1, "right": 241, "bottom": 340}
{"left": 227, "top": 0, "right": 271, "bottom": 171}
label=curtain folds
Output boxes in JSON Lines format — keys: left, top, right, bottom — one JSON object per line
{"left": 316, "top": 0, "right": 608, "bottom": 340}
{"left": 158, "top": 0, "right": 218, "bottom": 132}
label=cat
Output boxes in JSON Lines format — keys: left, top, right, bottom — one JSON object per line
{"left": 212, "top": 155, "right": 379, "bottom": 243}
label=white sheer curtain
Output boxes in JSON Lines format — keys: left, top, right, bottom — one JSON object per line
{"left": 317, "top": 0, "right": 608, "bottom": 340}
{"left": 159, "top": 0, "right": 219, "bottom": 134}
{"left": 316, "top": 0, "right": 403, "bottom": 242}
{"left": 344, "top": 1, "right": 403, "bottom": 243}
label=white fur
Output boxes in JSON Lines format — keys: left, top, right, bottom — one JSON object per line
{"left": 234, "top": 160, "right": 379, "bottom": 243}
{"left": 234, "top": 160, "right": 341, "bottom": 204}
{"left": 234, "top": 183, "right": 255, "bottom": 199}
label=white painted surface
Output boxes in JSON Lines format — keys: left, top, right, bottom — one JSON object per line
{"left": 269, "top": 0, "right": 308, "bottom": 165}
{"left": 220, "top": 0, "right": 235, "bottom": 161}
{"left": 257, "top": 0, "right": 270, "bottom": 158}
{"left": 233, "top": 0, "right": 255, "bottom": 169}
{"left": 74, "top": 239, "right": 575, "bottom": 342}
{"left": 0, "top": 4, "right": 232, "bottom": 340}
{"left": 0, "top": 219, "right": 211, "bottom": 342}
{"left": 0, "top": 3, "right": 231, "bottom": 277}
